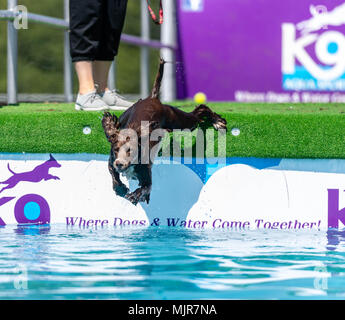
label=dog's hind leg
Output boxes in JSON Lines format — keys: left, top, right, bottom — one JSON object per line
{"left": 0, "top": 184, "right": 11, "bottom": 194}
{"left": 108, "top": 152, "right": 129, "bottom": 197}
{"left": 192, "top": 105, "right": 227, "bottom": 131}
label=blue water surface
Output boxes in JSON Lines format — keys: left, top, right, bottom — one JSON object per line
{"left": 0, "top": 224, "right": 345, "bottom": 300}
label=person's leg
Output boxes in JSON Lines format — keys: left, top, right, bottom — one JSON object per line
{"left": 94, "top": 58, "right": 133, "bottom": 109}
{"left": 93, "top": 60, "right": 112, "bottom": 93}
{"left": 96, "top": 0, "right": 128, "bottom": 61}
{"left": 92, "top": 0, "right": 123, "bottom": 93}
{"left": 69, "top": 0, "right": 108, "bottom": 110}
{"left": 75, "top": 61, "right": 95, "bottom": 95}
{"left": 74, "top": 61, "right": 108, "bottom": 111}
{"left": 94, "top": 0, "right": 133, "bottom": 109}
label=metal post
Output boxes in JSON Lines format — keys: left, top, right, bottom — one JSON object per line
{"left": 64, "top": 0, "right": 73, "bottom": 102}
{"left": 140, "top": 0, "right": 150, "bottom": 98}
{"left": 160, "top": 0, "right": 177, "bottom": 102}
{"left": 7, "top": 0, "right": 18, "bottom": 105}
{"left": 107, "top": 60, "right": 116, "bottom": 91}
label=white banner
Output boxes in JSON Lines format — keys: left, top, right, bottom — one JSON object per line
{"left": 188, "top": 164, "right": 345, "bottom": 230}
{"left": 1, "top": 155, "right": 345, "bottom": 230}
{"left": 0, "top": 155, "right": 203, "bottom": 227}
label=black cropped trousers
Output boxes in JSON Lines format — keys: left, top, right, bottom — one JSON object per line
{"left": 69, "top": 0, "right": 128, "bottom": 62}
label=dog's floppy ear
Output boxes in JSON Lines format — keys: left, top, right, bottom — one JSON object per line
{"left": 102, "top": 112, "right": 119, "bottom": 143}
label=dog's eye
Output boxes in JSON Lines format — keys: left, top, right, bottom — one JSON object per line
{"left": 126, "top": 136, "right": 130, "bottom": 142}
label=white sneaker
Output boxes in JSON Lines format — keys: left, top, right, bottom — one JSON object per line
{"left": 100, "top": 90, "right": 134, "bottom": 110}
{"left": 75, "top": 90, "right": 109, "bottom": 111}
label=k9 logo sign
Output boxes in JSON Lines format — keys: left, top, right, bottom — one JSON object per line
{"left": 0, "top": 194, "right": 50, "bottom": 226}
{"left": 282, "top": 2, "right": 345, "bottom": 91}
{"left": 0, "top": 155, "right": 61, "bottom": 226}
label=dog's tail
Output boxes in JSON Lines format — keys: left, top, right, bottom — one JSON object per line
{"left": 7, "top": 163, "right": 16, "bottom": 175}
{"left": 151, "top": 58, "right": 166, "bottom": 99}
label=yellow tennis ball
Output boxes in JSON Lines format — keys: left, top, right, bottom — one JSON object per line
{"left": 194, "top": 92, "right": 207, "bottom": 104}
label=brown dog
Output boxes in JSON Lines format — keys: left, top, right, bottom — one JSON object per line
{"left": 102, "top": 59, "right": 227, "bottom": 205}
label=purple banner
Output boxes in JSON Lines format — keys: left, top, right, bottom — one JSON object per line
{"left": 177, "top": 0, "right": 345, "bottom": 102}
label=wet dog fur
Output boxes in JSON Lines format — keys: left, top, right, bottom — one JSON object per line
{"left": 102, "top": 59, "right": 227, "bottom": 205}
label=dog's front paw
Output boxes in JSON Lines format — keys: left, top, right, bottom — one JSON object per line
{"left": 114, "top": 184, "right": 129, "bottom": 198}
{"left": 125, "top": 191, "right": 140, "bottom": 206}
{"left": 125, "top": 188, "right": 151, "bottom": 206}
{"left": 45, "top": 175, "right": 60, "bottom": 181}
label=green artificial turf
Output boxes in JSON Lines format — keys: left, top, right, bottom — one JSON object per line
{"left": 1, "top": 102, "right": 345, "bottom": 159}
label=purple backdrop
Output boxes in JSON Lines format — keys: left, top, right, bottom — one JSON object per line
{"left": 177, "top": 0, "right": 345, "bottom": 102}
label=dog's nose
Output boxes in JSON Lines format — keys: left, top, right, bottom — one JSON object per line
{"left": 114, "top": 159, "right": 125, "bottom": 170}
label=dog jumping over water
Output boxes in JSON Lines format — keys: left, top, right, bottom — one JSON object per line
{"left": 102, "top": 59, "right": 227, "bottom": 206}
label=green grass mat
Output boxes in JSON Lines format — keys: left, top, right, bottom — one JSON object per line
{"left": 1, "top": 102, "right": 345, "bottom": 159}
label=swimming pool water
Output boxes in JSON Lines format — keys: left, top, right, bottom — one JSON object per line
{"left": 1, "top": 224, "right": 345, "bottom": 300}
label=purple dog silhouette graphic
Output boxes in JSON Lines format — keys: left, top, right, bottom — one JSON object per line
{"left": 0, "top": 154, "right": 61, "bottom": 194}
